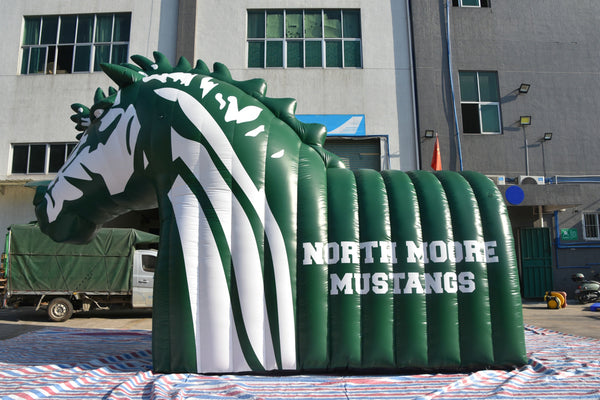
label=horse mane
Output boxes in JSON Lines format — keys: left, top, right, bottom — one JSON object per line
{"left": 71, "top": 52, "right": 342, "bottom": 168}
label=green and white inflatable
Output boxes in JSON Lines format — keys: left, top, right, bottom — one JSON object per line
{"left": 33, "top": 52, "right": 526, "bottom": 374}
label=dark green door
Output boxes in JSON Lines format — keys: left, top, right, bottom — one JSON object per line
{"left": 519, "top": 227, "right": 553, "bottom": 298}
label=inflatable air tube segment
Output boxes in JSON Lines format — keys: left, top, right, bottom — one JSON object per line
{"left": 33, "top": 52, "right": 526, "bottom": 373}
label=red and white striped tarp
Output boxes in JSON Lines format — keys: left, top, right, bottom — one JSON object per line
{"left": 0, "top": 324, "right": 598, "bottom": 399}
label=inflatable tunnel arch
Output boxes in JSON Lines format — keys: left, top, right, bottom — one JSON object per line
{"left": 33, "top": 52, "right": 526, "bottom": 373}
{"left": 296, "top": 167, "right": 525, "bottom": 371}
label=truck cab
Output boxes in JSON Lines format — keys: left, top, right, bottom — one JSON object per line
{"left": 132, "top": 249, "right": 157, "bottom": 308}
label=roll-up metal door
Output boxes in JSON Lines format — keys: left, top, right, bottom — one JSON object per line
{"left": 324, "top": 137, "right": 381, "bottom": 170}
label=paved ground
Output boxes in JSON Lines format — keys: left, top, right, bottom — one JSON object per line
{"left": 0, "top": 307, "right": 152, "bottom": 340}
{"left": 521, "top": 299, "right": 600, "bottom": 339}
{"left": 0, "top": 299, "right": 598, "bottom": 341}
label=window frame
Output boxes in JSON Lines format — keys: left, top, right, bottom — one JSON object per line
{"left": 583, "top": 213, "right": 600, "bottom": 240}
{"left": 10, "top": 143, "right": 77, "bottom": 175}
{"left": 20, "top": 13, "right": 131, "bottom": 75}
{"left": 247, "top": 9, "right": 362, "bottom": 69}
{"left": 459, "top": 70, "right": 502, "bottom": 135}
{"left": 141, "top": 254, "right": 157, "bottom": 273}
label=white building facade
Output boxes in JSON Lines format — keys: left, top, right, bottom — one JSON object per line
{"left": 0, "top": 0, "right": 417, "bottom": 242}
{"left": 0, "top": 0, "right": 178, "bottom": 236}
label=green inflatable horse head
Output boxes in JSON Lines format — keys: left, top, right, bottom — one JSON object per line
{"left": 34, "top": 52, "right": 526, "bottom": 374}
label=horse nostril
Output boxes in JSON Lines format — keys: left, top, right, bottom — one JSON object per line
{"left": 33, "top": 185, "right": 49, "bottom": 206}
{"left": 25, "top": 180, "right": 52, "bottom": 206}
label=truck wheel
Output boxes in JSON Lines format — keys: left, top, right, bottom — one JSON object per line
{"left": 47, "top": 297, "right": 74, "bottom": 322}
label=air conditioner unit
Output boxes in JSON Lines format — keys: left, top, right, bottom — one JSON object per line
{"left": 486, "top": 175, "right": 506, "bottom": 185}
{"left": 519, "top": 175, "right": 545, "bottom": 185}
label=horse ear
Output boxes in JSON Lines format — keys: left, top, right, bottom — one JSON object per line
{"left": 101, "top": 63, "right": 144, "bottom": 88}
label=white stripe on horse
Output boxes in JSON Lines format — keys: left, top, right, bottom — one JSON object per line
{"left": 170, "top": 130, "right": 274, "bottom": 371}
{"left": 160, "top": 85, "right": 296, "bottom": 372}
{"left": 168, "top": 175, "right": 247, "bottom": 372}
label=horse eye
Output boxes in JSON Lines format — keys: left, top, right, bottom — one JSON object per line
{"left": 93, "top": 109, "right": 105, "bottom": 119}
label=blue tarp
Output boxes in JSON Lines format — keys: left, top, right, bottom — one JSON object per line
{"left": 0, "top": 325, "right": 598, "bottom": 399}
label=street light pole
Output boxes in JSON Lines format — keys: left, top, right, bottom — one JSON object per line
{"left": 523, "top": 125, "right": 530, "bottom": 176}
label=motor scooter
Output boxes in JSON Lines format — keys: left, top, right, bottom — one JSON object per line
{"left": 572, "top": 272, "right": 600, "bottom": 304}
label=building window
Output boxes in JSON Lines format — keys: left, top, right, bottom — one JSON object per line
{"left": 583, "top": 213, "right": 600, "bottom": 240}
{"left": 21, "top": 13, "right": 130, "bottom": 75}
{"left": 452, "top": 0, "right": 491, "bottom": 7}
{"left": 11, "top": 143, "right": 77, "bottom": 174}
{"left": 459, "top": 71, "right": 501, "bottom": 134}
{"left": 247, "top": 9, "right": 362, "bottom": 68}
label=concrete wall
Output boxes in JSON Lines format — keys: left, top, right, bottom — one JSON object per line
{"left": 413, "top": 0, "right": 600, "bottom": 177}
{"left": 190, "top": 0, "right": 418, "bottom": 171}
{"left": 0, "top": 0, "right": 178, "bottom": 176}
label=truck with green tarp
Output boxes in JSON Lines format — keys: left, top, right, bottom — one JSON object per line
{"left": 0, "top": 224, "right": 159, "bottom": 321}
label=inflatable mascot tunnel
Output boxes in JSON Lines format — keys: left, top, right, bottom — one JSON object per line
{"left": 33, "top": 52, "right": 526, "bottom": 374}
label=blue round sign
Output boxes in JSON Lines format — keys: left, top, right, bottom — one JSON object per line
{"left": 505, "top": 185, "right": 525, "bottom": 205}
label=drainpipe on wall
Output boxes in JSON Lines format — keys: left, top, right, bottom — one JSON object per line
{"left": 445, "top": 0, "right": 464, "bottom": 171}
{"left": 406, "top": 0, "right": 421, "bottom": 170}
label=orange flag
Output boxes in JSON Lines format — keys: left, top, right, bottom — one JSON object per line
{"left": 431, "top": 134, "right": 442, "bottom": 171}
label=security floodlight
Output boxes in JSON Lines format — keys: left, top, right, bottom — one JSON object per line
{"left": 518, "top": 83, "right": 531, "bottom": 94}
